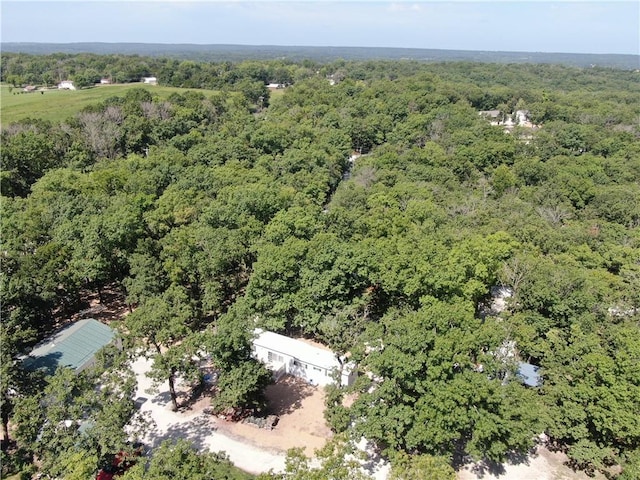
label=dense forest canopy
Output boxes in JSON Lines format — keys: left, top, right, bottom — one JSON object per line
{"left": 2, "top": 43, "right": 639, "bottom": 69}
{"left": 1, "top": 54, "right": 639, "bottom": 479}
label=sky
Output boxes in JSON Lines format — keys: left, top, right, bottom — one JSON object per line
{"left": 1, "top": 1, "right": 639, "bottom": 55}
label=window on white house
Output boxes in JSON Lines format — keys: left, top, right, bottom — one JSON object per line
{"left": 268, "top": 351, "right": 284, "bottom": 363}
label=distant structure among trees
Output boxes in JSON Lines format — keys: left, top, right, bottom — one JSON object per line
{"left": 57, "top": 80, "right": 76, "bottom": 90}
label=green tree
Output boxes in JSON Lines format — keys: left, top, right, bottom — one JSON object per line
{"left": 210, "top": 360, "right": 272, "bottom": 414}
{"left": 1, "top": 130, "right": 60, "bottom": 197}
{"left": 260, "top": 435, "right": 371, "bottom": 480}
{"left": 542, "top": 320, "right": 640, "bottom": 472}
{"left": 349, "top": 300, "right": 543, "bottom": 462}
{"left": 389, "top": 452, "right": 455, "bottom": 480}
{"left": 12, "top": 347, "right": 138, "bottom": 476}
{"left": 491, "top": 164, "right": 517, "bottom": 197}
{"left": 121, "top": 439, "right": 251, "bottom": 480}
{"left": 124, "top": 285, "right": 197, "bottom": 411}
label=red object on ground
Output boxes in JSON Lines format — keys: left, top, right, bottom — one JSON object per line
{"left": 96, "top": 470, "right": 115, "bottom": 480}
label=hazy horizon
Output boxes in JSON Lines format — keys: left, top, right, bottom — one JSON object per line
{"left": 2, "top": 1, "right": 639, "bottom": 56}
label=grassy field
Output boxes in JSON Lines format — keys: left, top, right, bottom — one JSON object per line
{"left": 0, "top": 83, "right": 216, "bottom": 125}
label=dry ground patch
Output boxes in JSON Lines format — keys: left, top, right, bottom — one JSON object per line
{"left": 214, "top": 375, "right": 332, "bottom": 457}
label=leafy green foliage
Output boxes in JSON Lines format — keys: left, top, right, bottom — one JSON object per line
{"left": 259, "top": 435, "right": 371, "bottom": 480}
{"left": 3, "top": 55, "right": 639, "bottom": 477}
{"left": 120, "top": 439, "right": 252, "bottom": 480}
{"left": 11, "top": 347, "right": 139, "bottom": 476}
{"left": 389, "top": 452, "right": 455, "bottom": 480}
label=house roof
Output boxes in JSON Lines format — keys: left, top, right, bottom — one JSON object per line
{"left": 517, "top": 362, "right": 542, "bottom": 387}
{"left": 253, "top": 329, "right": 340, "bottom": 370}
{"left": 22, "top": 318, "right": 116, "bottom": 375}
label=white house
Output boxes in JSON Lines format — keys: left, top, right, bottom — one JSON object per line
{"left": 99, "top": 78, "right": 111, "bottom": 85}
{"left": 478, "top": 109, "right": 502, "bottom": 125}
{"left": 252, "top": 329, "right": 357, "bottom": 387}
{"left": 58, "top": 80, "right": 76, "bottom": 90}
{"left": 142, "top": 76, "right": 157, "bottom": 85}
{"left": 514, "top": 109, "right": 535, "bottom": 127}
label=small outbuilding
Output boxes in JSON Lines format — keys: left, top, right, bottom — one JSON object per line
{"left": 22, "top": 318, "right": 117, "bottom": 375}
{"left": 252, "top": 329, "right": 357, "bottom": 387}
{"left": 141, "top": 76, "right": 157, "bottom": 85}
{"left": 57, "top": 80, "right": 76, "bottom": 90}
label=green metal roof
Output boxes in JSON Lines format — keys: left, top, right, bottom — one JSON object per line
{"left": 22, "top": 318, "right": 116, "bottom": 375}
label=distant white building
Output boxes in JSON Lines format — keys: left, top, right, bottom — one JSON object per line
{"left": 267, "top": 83, "right": 284, "bottom": 89}
{"left": 479, "top": 109, "right": 538, "bottom": 130}
{"left": 252, "top": 329, "right": 357, "bottom": 387}
{"left": 99, "top": 78, "right": 111, "bottom": 85}
{"left": 478, "top": 109, "right": 502, "bottom": 125}
{"left": 142, "top": 76, "right": 157, "bottom": 85}
{"left": 514, "top": 109, "right": 534, "bottom": 127}
{"left": 58, "top": 80, "right": 76, "bottom": 90}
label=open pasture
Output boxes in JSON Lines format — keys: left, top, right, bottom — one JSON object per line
{"left": 1, "top": 83, "right": 214, "bottom": 124}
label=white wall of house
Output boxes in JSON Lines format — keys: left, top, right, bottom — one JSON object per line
{"left": 252, "top": 329, "right": 356, "bottom": 387}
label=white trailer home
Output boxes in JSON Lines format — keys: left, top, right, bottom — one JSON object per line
{"left": 252, "top": 329, "right": 357, "bottom": 387}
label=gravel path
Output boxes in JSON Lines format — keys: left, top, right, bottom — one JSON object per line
{"left": 129, "top": 356, "right": 287, "bottom": 474}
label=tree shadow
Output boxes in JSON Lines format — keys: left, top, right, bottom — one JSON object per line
{"left": 470, "top": 459, "right": 507, "bottom": 478}
{"left": 151, "top": 414, "right": 218, "bottom": 451}
{"left": 453, "top": 445, "right": 533, "bottom": 479}
{"left": 177, "top": 382, "right": 216, "bottom": 412}
{"left": 22, "top": 351, "right": 64, "bottom": 376}
{"left": 150, "top": 391, "right": 172, "bottom": 406}
{"left": 264, "top": 375, "right": 315, "bottom": 416}
{"left": 66, "top": 283, "right": 131, "bottom": 325}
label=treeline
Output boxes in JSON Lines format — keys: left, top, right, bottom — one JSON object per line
{"left": 1, "top": 58, "right": 639, "bottom": 479}
{"left": 0, "top": 52, "right": 310, "bottom": 89}
{"left": 3, "top": 42, "right": 639, "bottom": 69}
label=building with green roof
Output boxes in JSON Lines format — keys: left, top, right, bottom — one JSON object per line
{"left": 22, "top": 318, "right": 117, "bottom": 375}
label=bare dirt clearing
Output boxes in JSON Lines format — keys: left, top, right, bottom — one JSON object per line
{"left": 216, "top": 375, "right": 333, "bottom": 456}
{"left": 69, "top": 286, "right": 130, "bottom": 324}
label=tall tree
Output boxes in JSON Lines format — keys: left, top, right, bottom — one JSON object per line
{"left": 123, "top": 285, "right": 197, "bottom": 411}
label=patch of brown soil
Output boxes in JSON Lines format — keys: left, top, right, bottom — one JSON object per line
{"left": 216, "top": 375, "right": 333, "bottom": 456}
{"left": 69, "top": 285, "right": 131, "bottom": 325}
